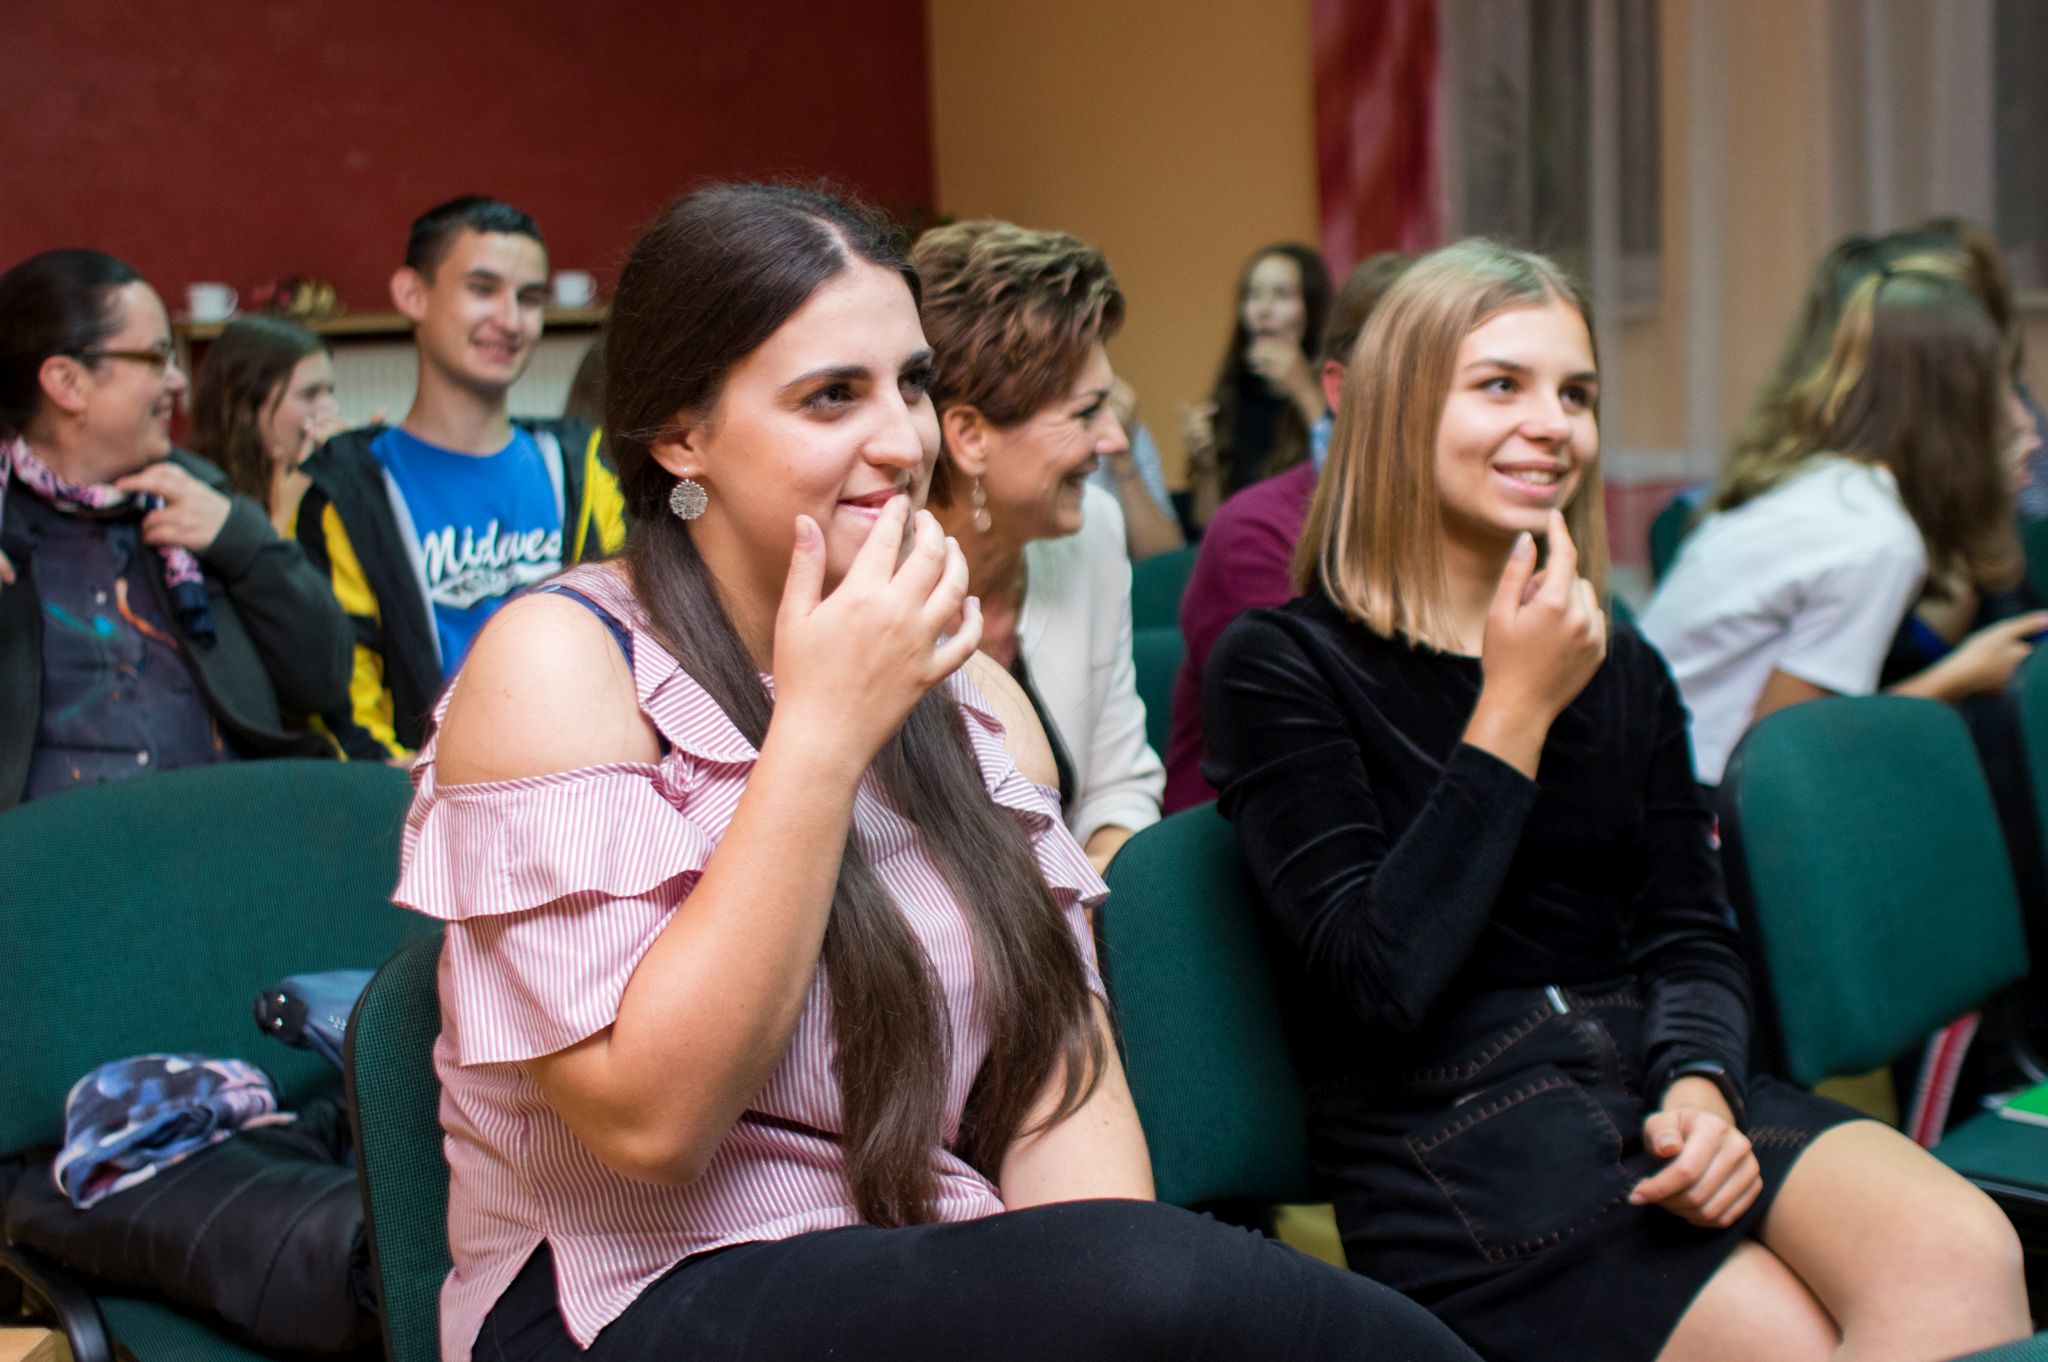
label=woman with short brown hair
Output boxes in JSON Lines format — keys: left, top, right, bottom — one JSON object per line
{"left": 915, "top": 219, "right": 1163, "bottom": 869}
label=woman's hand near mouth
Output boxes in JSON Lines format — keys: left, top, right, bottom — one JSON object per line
{"left": 1245, "top": 335, "right": 1325, "bottom": 422}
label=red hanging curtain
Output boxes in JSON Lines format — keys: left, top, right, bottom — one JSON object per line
{"left": 1311, "top": 0, "right": 1442, "bottom": 275}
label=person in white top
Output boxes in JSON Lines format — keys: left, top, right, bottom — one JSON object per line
{"left": 914, "top": 220, "right": 1164, "bottom": 869}
{"left": 1643, "top": 257, "right": 2045, "bottom": 783}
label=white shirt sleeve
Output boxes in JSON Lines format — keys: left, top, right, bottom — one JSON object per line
{"left": 1065, "top": 492, "right": 1165, "bottom": 847}
{"left": 1771, "top": 538, "right": 1926, "bottom": 696}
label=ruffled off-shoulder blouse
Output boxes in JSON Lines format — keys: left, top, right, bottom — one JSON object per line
{"left": 392, "top": 565, "right": 1109, "bottom": 1362}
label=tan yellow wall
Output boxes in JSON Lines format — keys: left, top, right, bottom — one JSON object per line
{"left": 929, "top": 0, "right": 2045, "bottom": 485}
{"left": 926, "top": 0, "right": 1320, "bottom": 486}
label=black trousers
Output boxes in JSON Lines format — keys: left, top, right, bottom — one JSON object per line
{"left": 478, "top": 1198, "right": 1477, "bottom": 1362}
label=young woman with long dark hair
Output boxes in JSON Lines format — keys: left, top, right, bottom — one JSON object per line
{"left": 1185, "top": 242, "right": 1331, "bottom": 528}
{"left": 393, "top": 184, "right": 1476, "bottom": 1362}
{"left": 1205, "top": 240, "right": 2028, "bottom": 1361}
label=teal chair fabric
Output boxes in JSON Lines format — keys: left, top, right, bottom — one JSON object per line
{"left": 1717, "top": 696, "right": 2048, "bottom": 1234}
{"left": 2021, "top": 516, "right": 2048, "bottom": 607}
{"left": 346, "top": 933, "right": 449, "bottom": 1362}
{"left": 1957, "top": 1334, "right": 2048, "bottom": 1360}
{"left": 2010, "top": 647, "right": 2048, "bottom": 862}
{"left": 1647, "top": 484, "right": 1705, "bottom": 583}
{"left": 1130, "top": 544, "right": 1198, "bottom": 633}
{"left": 1097, "top": 803, "right": 1315, "bottom": 1208}
{"left": 0, "top": 759, "right": 422, "bottom": 1360}
{"left": 1131, "top": 625, "right": 1184, "bottom": 759}
{"left": 1719, "top": 696, "right": 2028, "bottom": 1085}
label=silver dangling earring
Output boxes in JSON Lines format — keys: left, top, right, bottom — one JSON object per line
{"left": 668, "top": 477, "right": 708, "bottom": 521}
{"left": 970, "top": 477, "right": 992, "bottom": 533}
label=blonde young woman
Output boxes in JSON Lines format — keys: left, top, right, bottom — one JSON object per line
{"left": 1203, "top": 240, "right": 2027, "bottom": 1362}
{"left": 1642, "top": 257, "right": 2045, "bottom": 784}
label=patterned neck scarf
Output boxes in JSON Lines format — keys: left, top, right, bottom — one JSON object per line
{"left": 1, "top": 436, "right": 216, "bottom": 644}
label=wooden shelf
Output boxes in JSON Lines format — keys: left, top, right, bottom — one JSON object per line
{"left": 174, "top": 305, "right": 607, "bottom": 341}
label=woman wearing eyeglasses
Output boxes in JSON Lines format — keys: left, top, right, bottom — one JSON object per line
{"left": 0, "top": 249, "right": 351, "bottom": 809}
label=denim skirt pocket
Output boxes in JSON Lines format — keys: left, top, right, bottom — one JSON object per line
{"left": 1404, "top": 1061, "right": 1636, "bottom": 1265}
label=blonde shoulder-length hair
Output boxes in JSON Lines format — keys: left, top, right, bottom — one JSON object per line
{"left": 1293, "top": 239, "right": 1607, "bottom": 651}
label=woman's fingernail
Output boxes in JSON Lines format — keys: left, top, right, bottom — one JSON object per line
{"left": 1512, "top": 532, "right": 1535, "bottom": 559}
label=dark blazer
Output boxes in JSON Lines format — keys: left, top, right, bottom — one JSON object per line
{"left": 0, "top": 450, "right": 351, "bottom": 809}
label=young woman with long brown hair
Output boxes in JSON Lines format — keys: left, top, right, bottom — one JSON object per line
{"left": 1204, "top": 239, "right": 2028, "bottom": 1361}
{"left": 392, "top": 184, "right": 1476, "bottom": 1362}
{"left": 1185, "top": 242, "right": 1332, "bottom": 528}
{"left": 188, "top": 315, "right": 343, "bottom": 536}
{"left": 1641, "top": 256, "right": 2045, "bottom": 785}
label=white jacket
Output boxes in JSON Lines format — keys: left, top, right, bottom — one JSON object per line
{"left": 1019, "top": 484, "right": 1166, "bottom": 846}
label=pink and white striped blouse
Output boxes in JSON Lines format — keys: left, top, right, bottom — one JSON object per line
{"left": 391, "top": 564, "right": 1109, "bottom": 1362}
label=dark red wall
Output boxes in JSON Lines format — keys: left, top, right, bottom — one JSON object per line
{"left": 1, "top": 1, "right": 934, "bottom": 310}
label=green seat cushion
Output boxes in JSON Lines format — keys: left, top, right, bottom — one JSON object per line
{"left": 1131, "top": 625, "right": 1184, "bottom": 758}
{"left": 1934, "top": 1111, "right": 2048, "bottom": 1197}
{"left": 99, "top": 1293, "right": 376, "bottom": 1362}
{"left": 1099, "top": 804, "right": 1314, "bottom": 1208}
{"left": 1130, "top": 545, "right": 1198, "bottom": 632}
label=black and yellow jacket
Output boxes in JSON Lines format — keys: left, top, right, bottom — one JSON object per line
{"left": 294, "top": 418, "right": 626, "bottom": 760}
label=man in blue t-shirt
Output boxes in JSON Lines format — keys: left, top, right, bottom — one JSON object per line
{"left": 297, "top": 197, "right": 626, "bottom": 759}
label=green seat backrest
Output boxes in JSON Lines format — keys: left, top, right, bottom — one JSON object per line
{"left": 2021, "top": 516, "right": 2048, "bottom": 606}
{"left": 346, "top": 934, "right": 448, "bottom": 1362}
{"left": 1131, "top": 625, "right": 1184, "bottom": 759}
{"left": 1098, "top": 803, "right": 1315, "bottom": 1207}
{"left": 2009, "top": 646, "right": 2048, "bottom": 861}
{"left": 1130, "top": 544, "right": 1199, "bottom": 632}
{"left": 1648, "top": 485, "right": 1705, "bottom": 583}
{"left": 0, "top": 760, "right": 423, "bottom": 1155}
{"left": 1719, "top": 696, "right": 2028, "bottom": 1086}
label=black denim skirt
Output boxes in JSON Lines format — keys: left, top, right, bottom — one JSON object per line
{"left": 1313, "top": 980, "right": 1863, "bottom": 1362}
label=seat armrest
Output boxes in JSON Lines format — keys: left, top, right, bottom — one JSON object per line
{"left": 0, "top": 1242, "right": 115, "bottom": 1362}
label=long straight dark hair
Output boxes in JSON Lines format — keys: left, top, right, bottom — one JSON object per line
{"left": 1207, "top": 242, "right": 1332, "bottom": 487}
{"left": 605, "top": 183, "right": 1105, "bottom": 1226}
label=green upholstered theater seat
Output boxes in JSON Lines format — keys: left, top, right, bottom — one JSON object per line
{"left": 0, "top": 760, "right": 423, "bottom": 1361}
{"left": 1130, "top": 544, "right": 1198, "bottom": 633}
{"left": 1097, "top": 803, "right": 1315, "bottom": 1209}
{"left": 1131, "top": 625, "right": 1184, "bottom": 760}
{"left": 345, "top": 933, "right": 449, "bottom": 1362}
{"left": 1718, "top": 696, "right": 2048, "bottom": 1247}
{"left": 1648, "top": 484, "right": 1705, "bottom": 583}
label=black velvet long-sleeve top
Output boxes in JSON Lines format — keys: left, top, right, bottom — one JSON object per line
{"left": 1202, "top": 592, "right": 1750, "bottom": 1108}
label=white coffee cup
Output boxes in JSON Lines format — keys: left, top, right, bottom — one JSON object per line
{"left": 551, "top": 270, "right": 596, "bottom": 309}
{"left": 187, "top": 282, "right": 238, "bottom": 322}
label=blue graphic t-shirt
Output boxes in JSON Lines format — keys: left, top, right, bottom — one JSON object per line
{"left": 372, "top": 426, "right": 564, "bottom": 671}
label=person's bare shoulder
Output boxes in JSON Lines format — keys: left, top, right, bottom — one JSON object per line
{"left": 436, "top": 593, "right": 659, "bottom": 784}
{"left": 962, "top": 652, "right": 1059, "bottom": 790}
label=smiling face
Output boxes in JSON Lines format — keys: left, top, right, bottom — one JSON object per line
{"left": 48, "top": 281, "right": 188, "bottom": 483}
{"left": 261, "top": 348, "right": 338, "bottom": 466}
{"left": 398, "top": 228, "right": 548, "bottom": 397}
{"left": 1433, "top": 297, "right": 1600, "bottom": 550}
{"left": 1242, "top": 253, "right": 1309, "bottom": 353}
{"left": 656, "top": 259, "right": 940, "bottom": 599}
{"left": 973, "top": 341, "right": 1126, "bottom": 543}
